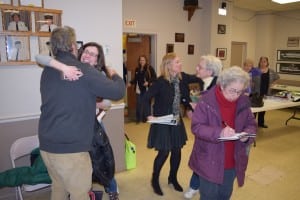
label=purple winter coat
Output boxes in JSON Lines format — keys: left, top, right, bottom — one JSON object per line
{"left": 189, "top": 86, "right": 257, "bottom": 187}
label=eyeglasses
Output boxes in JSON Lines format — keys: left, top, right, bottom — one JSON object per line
{"left": 226, "top": 88, "right": 244, "bottom": 96}
{"left": 82, "top": 49, "right": 98, "bottom": 58}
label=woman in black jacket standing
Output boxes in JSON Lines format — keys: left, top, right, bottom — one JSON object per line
{"left": 142, "top": 53, "right": 187, "bottom": 196}
{"left": 129, "top": 55, "right": 157, "bottom": 123}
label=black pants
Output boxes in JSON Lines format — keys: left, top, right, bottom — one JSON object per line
{"left": 257, "top": 111, "right": 266, "bottom": 125}
{"left": 153, "top": 148, "right": 181, "bottom": 179}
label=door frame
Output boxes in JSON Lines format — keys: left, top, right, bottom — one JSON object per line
{"left": 230, "top": 41, "right": 247, "bottom": 67}
{"left": 123, "top": 32, "right": 157, "bottom": 121}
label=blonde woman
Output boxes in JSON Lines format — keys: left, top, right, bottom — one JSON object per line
{"left": 142, "top": 53, "right": 187, "bottom": 196}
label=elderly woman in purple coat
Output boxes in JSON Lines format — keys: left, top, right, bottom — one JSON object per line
{"left": 189, "top": 66, "right": 257, "bottom": 200}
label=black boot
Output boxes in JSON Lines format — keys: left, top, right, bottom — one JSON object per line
{"left": 168, "top": 148, "right": 183, "bottom": 192}
{"left": 151, "top": 173, "right": 163, "bottom": 196}
{"left": 168, "top": 176, "right": 183, "bottom": 192}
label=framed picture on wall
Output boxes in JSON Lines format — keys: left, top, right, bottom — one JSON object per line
{"left": 0, "top": 35, "right": 6, "bottom": 62}
{"left": 287, "top": 37, "right": 299, "bottom": 47}
{"left": 276, "top": 62, "right": 300, "bottom": 75}
{"left": 188, "top": 44, "right": 194, "bottom": 55}
{"left": 38, "top": 36, "right": 51, "bottom": 56}
{"left": 3, "top": 10, "right": 31, "bottom": 31}
{"left": 19, "top": 0, "right": 44, "bottom": 7}
{"left": 166, "top": 43, "right": 174, "bottom": 53}
{"left": 35, "top": 12, "right": 61, "bottom": 32}
{"left": 175, "top": 33, "right": 184, "bottom": 42}
{"left": 6, "top": 35, "right": 30, "bottom": 61}
{"left": 0, "top": 0, "right": 12, "bottom": 5}
{"left": 216, "top": 48, "right": 227, "bottom": 60}
{"left": 217, "top": 24, "right": 226, "bottom": 34}
{"left": 277, "top": 50, "right": 300, "bottom": 62}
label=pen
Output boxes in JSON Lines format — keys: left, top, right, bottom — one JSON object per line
{"left": 222, "top": 121, "right": 230, "bottom": 127}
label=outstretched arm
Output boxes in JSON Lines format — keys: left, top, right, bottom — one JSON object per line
{"left": 35, "top": 54, "right": 83, "bottom": 81}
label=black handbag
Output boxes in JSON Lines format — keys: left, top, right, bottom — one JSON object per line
{"left": 250, "top": 93, "right": 264, "bottom": 107}
{"left": 89, "top": 118, "right": 115, "bottom": 187}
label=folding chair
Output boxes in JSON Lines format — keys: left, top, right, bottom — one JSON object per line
{"left": 10, "top": 135, "right": 50, "bottom": 200}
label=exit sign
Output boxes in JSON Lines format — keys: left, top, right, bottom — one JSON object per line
{"left": 124, "top": 19, "right": 136, "bottom": 28}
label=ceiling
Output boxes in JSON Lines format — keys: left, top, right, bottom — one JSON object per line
{"left": 231, "top": 0, "right": 300, "bottom": 12}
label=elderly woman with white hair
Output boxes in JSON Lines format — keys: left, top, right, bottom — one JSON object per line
{"left": 184, "top": 55, "right": 223, "bottom": 199}
{"left": 188, "top": 66, "right": 257, "bottom": 200}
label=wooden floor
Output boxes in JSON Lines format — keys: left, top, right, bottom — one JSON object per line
{"left": 4, "top": 108, "right": 300, "bottom": 200}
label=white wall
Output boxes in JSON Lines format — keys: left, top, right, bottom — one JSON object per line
{"left": 231, "top": 7, "right": 257, "bottom": 61}
{"left": 0, "top": 0, "right": 122, "bottom": 122}
{"left": 123, "top": 0, "right": 206, "bottom": 74}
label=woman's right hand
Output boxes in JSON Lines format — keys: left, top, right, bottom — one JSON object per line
{"left": 62, "top": 65, "right": 83, "bottom": 81}
{"left": 220, "top": 126, "right": 235, "bottom": 137}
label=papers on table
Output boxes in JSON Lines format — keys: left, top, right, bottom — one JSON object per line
{"left": 147, "top": 114, "right": 178, "bottom": 125}
{"left": 96, "top": 111, "right": 106, "bottom": 122}
{"left": 218, "top": 132, "right": 256, "bottom": 141}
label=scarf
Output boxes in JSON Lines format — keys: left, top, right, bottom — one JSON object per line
{"left": 171, "top": 75, "right": 181, "bottom": 117}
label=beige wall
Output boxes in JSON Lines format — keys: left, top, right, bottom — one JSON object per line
{"left": 0, "top": 0, "right": 123, "bottom": 121}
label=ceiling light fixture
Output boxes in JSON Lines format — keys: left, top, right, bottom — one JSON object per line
{"left": 272, "top": 0, "right": 300, "bottom": 4}
{"left": 218, "top": 2, "right": 227, "bottom": 16}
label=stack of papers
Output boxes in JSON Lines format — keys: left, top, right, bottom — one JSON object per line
{"left": 147, "top": 114, "right": 178, "bottom": 125}
{"left": 218, "top": 132, "right": 256, "bottom": 141}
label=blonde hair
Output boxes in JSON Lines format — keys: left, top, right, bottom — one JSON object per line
{"left": 243, "top": 58, "right": 254, "bottom": 67}
{"left": 160, "top": 53, "right": 182, "bottom": 82}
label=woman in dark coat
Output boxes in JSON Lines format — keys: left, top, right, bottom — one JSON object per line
{"left": 129, "top": 55, "right": 157, "bottom": 123}
{"left": 189, "top": 66, "right": 257, "bottom": 200}
{"left": 142, "top": 53, "right": 187, "bottom": 196}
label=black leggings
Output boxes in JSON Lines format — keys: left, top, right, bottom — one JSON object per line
{"left": 153, "top": 148, "right": 181, "bottom": 178}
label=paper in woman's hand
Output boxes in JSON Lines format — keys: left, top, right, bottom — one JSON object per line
{"left": 147, "top": 114, "right": 178, "bottom": 125}
{"left": 218, "top": 132, "right": 256, "bottom": 141}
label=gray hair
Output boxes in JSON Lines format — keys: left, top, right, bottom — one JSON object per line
{"left": 50, "top": 26, "right": 77, "bottom": 56}
{"left": 217, "top": 66, "right": 250, "bottom": 89}
{"left": 200, "top": 55, "right": 223, "bottom": 76}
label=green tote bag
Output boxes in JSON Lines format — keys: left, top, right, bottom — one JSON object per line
{"left": 125, "top": 134, "right": 136, "bottom": 170}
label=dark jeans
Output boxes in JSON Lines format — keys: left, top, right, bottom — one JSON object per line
{"left": 199, "top": 169, "right": 236, "bottom": 200}
{"left": 104, "top": 178, "right": 118, "bottom": 193}
{"left": 136, "top": 93, "right": 149, "bottom": 122}
{"left": 189, "top": 172, "right": 200, "bottom": 190}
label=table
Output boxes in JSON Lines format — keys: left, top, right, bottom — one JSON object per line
{"left": 250, "top": 97, "right": 300, "bottom": 147}
{"left": 251, "top": 97, "right": 300, "bottom": 125}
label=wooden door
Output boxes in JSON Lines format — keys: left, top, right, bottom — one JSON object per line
{"left": 126, "top": 35, "right": 151, "bottom": 121}
{"left": 231, "top": 42, "right": 247, "bottom": 67}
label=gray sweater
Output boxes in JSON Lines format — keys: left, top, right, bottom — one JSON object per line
{"left": 38, "top": 52, "right": 125, "bottom": 153}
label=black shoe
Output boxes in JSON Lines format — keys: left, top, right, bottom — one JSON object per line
{"left": 258, "top": 124, "right": 268, "bottom": 128}
{"left": 168, "top": 177, "right": 183, "bottom": 192}
{"left": 151, "top": 177, "right": 163, "bottom": 196}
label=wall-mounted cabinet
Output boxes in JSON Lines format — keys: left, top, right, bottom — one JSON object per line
{"left": 0, "top": 3, "right": 62, "bottom": 65}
